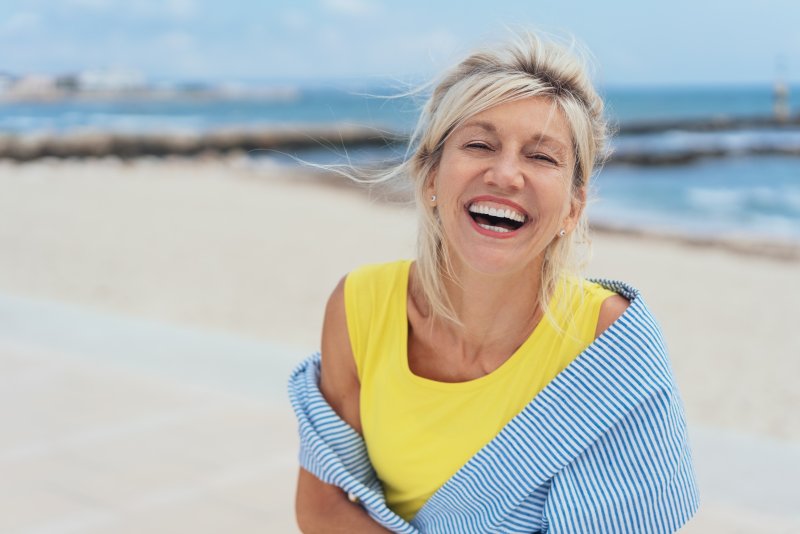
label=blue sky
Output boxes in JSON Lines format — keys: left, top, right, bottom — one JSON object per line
{"left": 2, "top": 0, "right": 799, "bottom": 87}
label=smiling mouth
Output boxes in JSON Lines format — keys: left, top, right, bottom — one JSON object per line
{"left": 467, "top": 203, "right": 527, "bottom": 233}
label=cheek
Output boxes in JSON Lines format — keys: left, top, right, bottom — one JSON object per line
{"left": 433, "top": 182, "right": 469, "bottom": 241}
{"left": 439, "top": 197, "right": 464, "bottom": 233}
{"left": 547, "top": 174, "right": 575, "bottom": 210}
{"left": 431, "top": 164, "right": 466, "bottom": 211}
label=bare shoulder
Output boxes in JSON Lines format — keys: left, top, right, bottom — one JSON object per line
{"left": 320, "top": 275, "right": 362, "bottom": 434}
{"left": 594, "top": 293, "right": 630, "bottom": 339}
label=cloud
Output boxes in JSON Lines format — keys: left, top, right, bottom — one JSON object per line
{"left": 0, "top": 12, "right": 41, "bottom": 36}
{"left": 61, "top": 0, "right": 195, "bottom": 20}
{"left": 63, "top": 0, "right": 112, "bottom": 10}
{"left": 164, "top": 0, "right": 195, "bottom": 19}
{"left": 319, "top": 27, "right": 345, "bottom": 50}
{"left": 320, "top": 0, "right": 376, "bottom": 17}
{"left": 365, "top": 28, "right": 461, "bottom": 76}
{"left": 280, "top": 9, "right": 308, "bottom": 31}
{"left": 409, "top": 28, "right": 460, "bottom": 66}
{"left": 423, "top": 29, "right": 458, "bottom": 55}
{"left": 159, "top": 30, "right": 194, "bottom": 51}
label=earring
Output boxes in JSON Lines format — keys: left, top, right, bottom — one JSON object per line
{"left": 558, "top": 229, "right": 566, "bottom": 237}
{"left": 430, "top": 194, "right": 437, "bottom": 202}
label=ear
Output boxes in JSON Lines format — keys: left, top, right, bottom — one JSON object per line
{"left": 425, "top": 167, "right": 438, "bottom": 200}
{"left": 562, "top": 186, "right": 586, "bottom": 233}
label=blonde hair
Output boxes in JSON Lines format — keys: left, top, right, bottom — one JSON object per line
{"left": 374, "top": 31, "right": 609, "bottom": 325}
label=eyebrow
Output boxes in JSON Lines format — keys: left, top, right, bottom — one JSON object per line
{"left": 459, "top": 120, "right": 570, "bottom": 154}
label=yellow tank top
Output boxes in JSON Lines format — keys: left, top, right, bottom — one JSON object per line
{"left": 344, "top": 260, "right": 615, "bottom": 521}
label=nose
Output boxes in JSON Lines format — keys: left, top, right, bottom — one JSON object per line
{"left": 484, "top": 151, "right": 524, "bottom": 191}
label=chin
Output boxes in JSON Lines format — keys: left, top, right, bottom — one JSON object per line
{"left": 441, "top": 218, "right": 549, "bottom": 278}
{"left": 451, "top": 248, "right": 539, "bottom": 278}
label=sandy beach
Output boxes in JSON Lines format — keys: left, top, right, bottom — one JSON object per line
{"left": 2, "top": 156, "right": 799, "bottom": 533}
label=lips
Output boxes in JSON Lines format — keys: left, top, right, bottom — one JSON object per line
{"left": 465, "top": 196, "right": 529, "bottom": 238}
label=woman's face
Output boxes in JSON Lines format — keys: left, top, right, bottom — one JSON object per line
{"left": 429, "top": 96, "right": 581, "bottom": 277}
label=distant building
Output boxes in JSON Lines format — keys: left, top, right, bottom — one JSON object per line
{"left": 56, "top": 74, "right": 80, "bottom": 92}
{"left": 773, "top": 54, "right": 791, "bottom": 121}
{"left": 7, "top": 74, "right": 61, "bottom": 100}
{"left": 76, "top": 68, "right": 147, "bottom": 93}
{"left": 773, "top": 81, "right": 790, "bottom": 121}
{"left": 0, "top": 72, "right": 14, "bottom": 94}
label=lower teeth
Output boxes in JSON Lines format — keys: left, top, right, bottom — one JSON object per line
{"left": 478, "top": 223, "right": 509, "bottom": 233}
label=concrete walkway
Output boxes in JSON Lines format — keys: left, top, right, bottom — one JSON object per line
{"left": 0, "top": 294, "right": 301, "bottom": 533}
{"left": 2, "top": 292, "right": 798, "bottom": 533}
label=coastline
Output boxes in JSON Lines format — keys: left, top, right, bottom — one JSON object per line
{"left": 1, "top": 156, "right": 798, "bottom": 531}
{"left": 0, "top": 125, "right": 402, "bottom": 162}
{"left": 590, "top": 222, "right": 800, "bottom": 262}
{"left": 2, "top": 122, "right": 800, "bottom": 165}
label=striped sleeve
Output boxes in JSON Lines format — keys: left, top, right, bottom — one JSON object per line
{"left": 289, "top": 354, "right": 420, "bottom": 534}
{"left": 542, "top": 385, "right": 699, "bottom": 533}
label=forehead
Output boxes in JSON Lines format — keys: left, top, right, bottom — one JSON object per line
{"left": 456, "top": 97, "right": 573, "bottom": 150}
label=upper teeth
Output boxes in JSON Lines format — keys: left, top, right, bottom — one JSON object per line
{"left": 468, "top": 203, "right": 526, "bottom": 223}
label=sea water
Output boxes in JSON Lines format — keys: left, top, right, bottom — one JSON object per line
{"left": 592, "top": 156, "right": 800, "bottom": 242}
{"left": 2, "top": 85, "right": 794, "bottom": 134}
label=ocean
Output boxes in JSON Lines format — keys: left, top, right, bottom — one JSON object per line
{"left": 1, "top": 84, "right": 799, "bottom": 244}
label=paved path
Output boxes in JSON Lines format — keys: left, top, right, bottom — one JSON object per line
{"left": 0, "top": 294, "right": 301, "bottom": 533}
{"left": 2, "top": 293, "right": 798, "bottom": 533}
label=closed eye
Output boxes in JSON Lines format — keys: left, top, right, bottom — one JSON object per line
{"left": 464, "top": 142, "right": 493, "bottom": 151}
{"left": 528, "top": 153, "right": 559, "bottom": 164}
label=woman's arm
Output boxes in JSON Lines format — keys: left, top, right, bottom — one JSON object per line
{"left": 295, "top": 276, "right": 391, "bottom": 533}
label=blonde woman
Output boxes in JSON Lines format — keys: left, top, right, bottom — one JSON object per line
{"left": 290, "top": 32, "right": 699, "bottom": 533}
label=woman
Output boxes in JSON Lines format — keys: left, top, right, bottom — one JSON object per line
{"left": 290, "top": 32, "right": 699, "bottom": 533}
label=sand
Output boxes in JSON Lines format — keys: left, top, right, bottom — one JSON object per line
{"left": 1, "top": 156, "right": 798, "bottom": 532}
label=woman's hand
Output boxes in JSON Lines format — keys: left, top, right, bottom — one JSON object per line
{"left": 296, "top": 468, "right": 391, "bottom": 533}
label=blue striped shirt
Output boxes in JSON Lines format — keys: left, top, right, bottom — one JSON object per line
{"left": 289, "top": 280, "right": 699, "bottom": 533}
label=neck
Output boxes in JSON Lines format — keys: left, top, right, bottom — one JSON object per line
{"left": 438, "top": 258, "right": 544, "bottom": 362}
